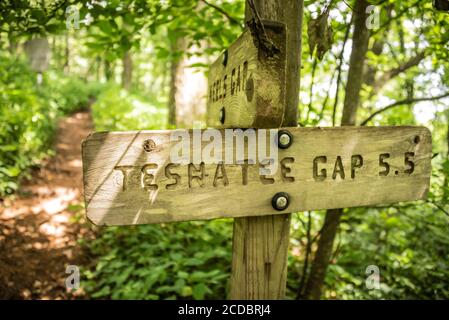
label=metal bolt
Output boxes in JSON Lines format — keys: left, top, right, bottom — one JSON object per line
{"left": 277, "top": 130, "right": 293, "bottom": 149}
{"left": 272, "top": 192, "right": 290, "bottom": 211}
{"left": 219, "top": 107, "right": 226, "bottom": 124}
{"left": 414, "top": 135, "right": 420, "bottom": 144}
{"left": 222, "top": 50, "right": 228, "bottom": 67}
{"left": 143, "top": 139, "right": 156, "bottom": 152}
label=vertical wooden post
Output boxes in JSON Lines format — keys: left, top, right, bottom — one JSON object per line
{"left": 229, "top": 0, "right": 304, "bottom": 299}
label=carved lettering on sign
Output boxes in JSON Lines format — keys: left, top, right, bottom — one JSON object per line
{"left": 280, "top": 157, "right": 295, "bottom": 182}
{"left": 206, "top": 22, "right": 287, "bottom": 128}
{"left": 110, "top": 153, "right": 419, "bottom": 192}
{"left": 82, "top": 126, "right": 432, "bottom": 225}
{"left": 351, "top": 155, "right": 363, "bottom": 179}
{"left": 165, "top": 163, "right": 180, "bottom": 190}
{"left": 188, "top": 163, "right": 205, "bottom": 188}
{"left": 209, "top": 61, "right": 248, "bottom": 103}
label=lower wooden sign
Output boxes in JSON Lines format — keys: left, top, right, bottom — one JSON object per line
{"left": 82, "top": 126, "right": 432, "bottom": 226}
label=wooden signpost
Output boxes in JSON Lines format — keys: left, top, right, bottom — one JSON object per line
{"left": 83, "top": 126, "right": 431, "bottom": 226}
{"left": 82, "top": 14, "right": 432, "bottom": 299}
{"left": 207, "top": 21, "right": 286, "bottom": 129}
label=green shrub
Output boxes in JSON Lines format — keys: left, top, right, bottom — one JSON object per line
{"left": 82, "top": 221, "right": 232, "bottom": 299}
{"left": 0, "top": 53, "right": 104, "bottom": 196}
{"left": 42, "top": 71, "right": 107, "bottom": 114}
{"left": 287, "top": 160, "right": 449, "bottom": 300}
{"left": 91, "top": 85, "right": 167, "bottom": 131}
{"left": 0, "top": 53, "right": 58, "bottom": 195}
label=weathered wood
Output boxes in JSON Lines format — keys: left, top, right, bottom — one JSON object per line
{"left": 230, "top": 214, "right": 290, "bottom": 299}
{"left": 82, "top": 126, "right": 432, "bottom": 226}
{"left": 206, "top": 21, "right": 286, "bottom": 129}
{"left": 228, "top": 0, "right": 304, "bottom": 300}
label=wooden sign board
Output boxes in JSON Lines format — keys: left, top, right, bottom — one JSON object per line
{"left": 207, "top": 21, "right": 286, "bottom": 129}
{"left": 82, "top": 126, "right": 431, "bottom": 226}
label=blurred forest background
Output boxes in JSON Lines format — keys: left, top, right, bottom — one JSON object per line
{"left": 0, "top": 0, "right": 449, "bottom": 299}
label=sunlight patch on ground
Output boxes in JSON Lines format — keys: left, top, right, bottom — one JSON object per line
{"left": 40, "top": 187, "right": 78, "bottom": 215}
{"left": 68, "top": 159, "right": 82, "bottom": 168}
{"left": 39, "top": 222, "right": 66, "bottom": 237}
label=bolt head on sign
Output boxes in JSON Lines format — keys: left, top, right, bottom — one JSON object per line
{"left": 82, "top": 126, "right": 432, "bottom": 226}
{"left": 272, "top": 192, "right": 290, "bottom": 211}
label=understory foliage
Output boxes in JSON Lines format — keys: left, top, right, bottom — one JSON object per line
{"left": 91, "top": 85, "right": 167, "bottom": 131}
{"left": 82, "top": 221, "right": 233, "bottom": 300}
{"left": 1, "top": 0, "right": 448, "bottom": 300}
{"left": 0, "top": 52, "right": 101, "bottom": 196}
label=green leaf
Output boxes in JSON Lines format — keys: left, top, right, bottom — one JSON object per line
{"left": 192, "top": 283, "right": 210, "bottom": 300}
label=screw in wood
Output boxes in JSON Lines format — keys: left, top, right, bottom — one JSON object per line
{"left": 414, "top": 136, "right": 420, "bottom": 144}
{"left": 222, "top": 49, "right": 228, "bottom": 67}
{"left": 277, "top": 130, "right": 293, "bottom": 149}
{"left": 219, "top": 107, "right": 226, "bottom": 124}
{"left": 272, "top": 192, "right": 290, "bottom": 211}
{"left": 142, "top": 139, "right": 156, "bottom": 152}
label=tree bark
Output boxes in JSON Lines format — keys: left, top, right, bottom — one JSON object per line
{"left": 168, "top": 57, "right": 177, "bottom": 126}
{"left": 229, "top": 0, "right": 303, "bottom": 299}
{"left": 64, "top": 33, "right": 70, "bottom": 73}
{"left": 303, "top": 0, "right": 371, "bottom": 300}
{"left": 122, "top": 50, "right": 133, "bottom": 90}
{"left": 104, "top": 59, "right": 113, "bottom": 81}
{"left": 444, "top": 112, "right": 449, "bottom": 201}
{"left": 363, "top": 38, "right": 385, "bottom": 86}
{"left": 23, "top": 38, "right": 50, "bottom": 73}
{"left": 446, "top": 114, "right": 449, "bottom": 149}
{"left": 167, "top": 38, "right": 184, "bottom": 127}
{"left": 8, "top": 31, "right": 18, "bottom": 54}
{"left": 341, "top": 0, "right": 371, "bottom": 126}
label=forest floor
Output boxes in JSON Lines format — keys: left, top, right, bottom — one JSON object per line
{"left": 0, "top": 111, "right": 95, "bottom": 299}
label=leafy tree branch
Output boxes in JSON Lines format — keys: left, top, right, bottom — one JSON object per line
{"left": 371, "top": 50, "right": 426, "bottom": 93}
{"left": 199, "top": 0, "right": 242, "bottom": 27}
{"left": 360, "top": 92, "right": 449, "bottom": 125}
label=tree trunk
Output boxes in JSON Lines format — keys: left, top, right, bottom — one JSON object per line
{"left": 96, "top": 56, "right": 101, "bottom": 82}
{"left": 167, "top": 38, "right": 184, "bottom": 127}
{"left": 341, "top": 0, "right": 371, "bottom": 127}
{"left": 444, "top": 112, "right": 449, "bottom": 200}
{"left": 174, "top": 42, "right": 208, "bottom": 127}
{"left": 8, "top": 31, "right": 18, "bottom": 54}
{"left": 446, "top": 112, "right": 449, "bottom": 158}
{"left": 64, "top": 33, "right": 70, "bottom": 73}
{"left": 229, "top": 0, "right": 304, "bottom": 299}
{"left": 122, "top": 50, "right": 133, "bottom": 90}
{"left": 363, "top": 39, "right": 385, "bottom": 86}
{"left": 303, "top": 0, "right": 371, "bottom": 300}
{"left": 23, "top": 38, "right": 50, "bottom": 73}
{"left": 104, "top": 59, "right": 113, "bottom": 81}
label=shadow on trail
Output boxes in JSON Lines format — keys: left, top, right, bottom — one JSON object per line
{"left": 0, "top": 112, "right": 95, "bottom": 299}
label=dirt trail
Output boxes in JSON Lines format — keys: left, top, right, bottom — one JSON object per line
{"left": 0, "top": 111, "right": 94, "bottom": 299}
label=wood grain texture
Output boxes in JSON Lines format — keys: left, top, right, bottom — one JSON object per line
{"left": 82, "top": 126, "right": 432, "bottom": 226}
{"left": 206, "top": 21, "right": 286, "bottom": 129}
{"left": 230, "top": 214, "right": 290, "bottom": 299}
{"left": 229, "top": 1, "right": 304, "bottom": 300}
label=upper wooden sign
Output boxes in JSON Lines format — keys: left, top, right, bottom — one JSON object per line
{"left": 207, "top": 21, "right": 287, "bottom": 129}
{"left": 82, "top": 126, "right": 432, "bottom": 226}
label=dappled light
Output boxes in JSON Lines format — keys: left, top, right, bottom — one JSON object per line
{"left": 1, "top": 0, "right": 449, "bottom": 303}
{"left": 0, "top": 112, "right": 94, "bottom": 299}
